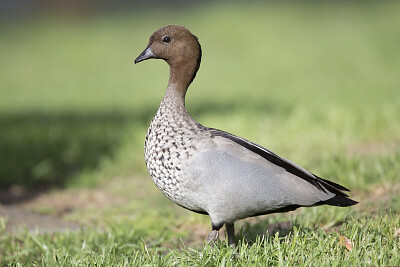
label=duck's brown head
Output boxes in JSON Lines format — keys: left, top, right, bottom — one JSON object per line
{"left": 135, "top": 25, "right": 202, "bottom": 86}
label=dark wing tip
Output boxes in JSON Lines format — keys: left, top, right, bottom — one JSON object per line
{"left": 323, "top": 195, "right": 359, "bottom": 207}
{"left": 315, "top": 174, "right": 351, "bottom": 192}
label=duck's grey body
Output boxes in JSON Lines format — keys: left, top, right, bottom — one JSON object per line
{"left": 145, "top": 92, "right": 351, "bottom": 226}
{"left": 136, "top": 25, "right": 357, "bottom": 247}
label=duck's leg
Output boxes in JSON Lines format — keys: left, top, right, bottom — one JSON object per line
{"left": 226, "top": 223, "right": 236, "bottom": 248}
{"left": 207, "top": 223, "right": 223, "bottom": 244}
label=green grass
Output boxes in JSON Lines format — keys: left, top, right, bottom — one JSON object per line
{"left": 1, "top": 1, "right": 400, "bottom": 265}
{"left": 1, "top": 211, "right": 399, "bottom": 265}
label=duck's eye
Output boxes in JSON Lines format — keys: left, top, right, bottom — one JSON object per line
{"left": 162, "top": 36, "right": 171, "bottom": 43}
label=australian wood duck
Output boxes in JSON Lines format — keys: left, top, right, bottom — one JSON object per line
{"left": 134, "top": 25, "right": 357, "bottom": 247}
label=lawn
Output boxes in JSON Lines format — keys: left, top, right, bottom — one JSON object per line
{"left": 1, "top": 1, "right": 400, "bottom": 266}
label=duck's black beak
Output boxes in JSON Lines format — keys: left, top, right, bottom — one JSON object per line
{"left": 134, "top": 46, "right": 154, "bottom": 64}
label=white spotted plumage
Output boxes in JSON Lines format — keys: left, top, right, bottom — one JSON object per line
{"left": 144, "top": 93, "right": 205, "bottom": 208}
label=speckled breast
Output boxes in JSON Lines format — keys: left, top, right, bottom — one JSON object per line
{"left": 144, "top": 106, "right": 204, "bottom": 208}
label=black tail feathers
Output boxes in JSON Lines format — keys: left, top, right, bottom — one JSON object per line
{"left": 324, "top": 195, "right": 359, "bottom": 207}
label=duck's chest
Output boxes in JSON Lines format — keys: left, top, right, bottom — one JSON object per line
{"left": 144, "top": 109, "right": 202, "bottom": 202}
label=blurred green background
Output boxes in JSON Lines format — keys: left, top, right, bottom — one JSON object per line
{"left": 0, "top": 0, "right": 399, "bottom": 194}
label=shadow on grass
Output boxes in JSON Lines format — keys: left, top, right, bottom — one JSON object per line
{"left": 237, "top": 218, "right": 296, "bottom": 245}
{"left": 0, "top": 110, "right": 152, "bottom": 191}
{"left": 0, "top": 98, "right": 286, "bottom": 204}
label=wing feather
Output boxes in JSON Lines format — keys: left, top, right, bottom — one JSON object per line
{"left": 208, "top": 128, "right": 350, "bottom": 198}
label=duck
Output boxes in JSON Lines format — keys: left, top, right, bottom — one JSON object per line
{"left": 134, "top": 25, "right": 357, "bottom": 248}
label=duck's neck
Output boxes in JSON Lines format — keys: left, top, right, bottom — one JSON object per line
{"left": 162, "top": 60, "right": 199, "bottom": 110}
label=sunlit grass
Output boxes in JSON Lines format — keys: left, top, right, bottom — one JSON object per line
{"left": 1, "top": 212, "right": 399, "bottom": 265}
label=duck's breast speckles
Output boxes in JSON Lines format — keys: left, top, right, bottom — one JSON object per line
{"left": 144, "top": 102, "right": 204, "bottom": 210}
